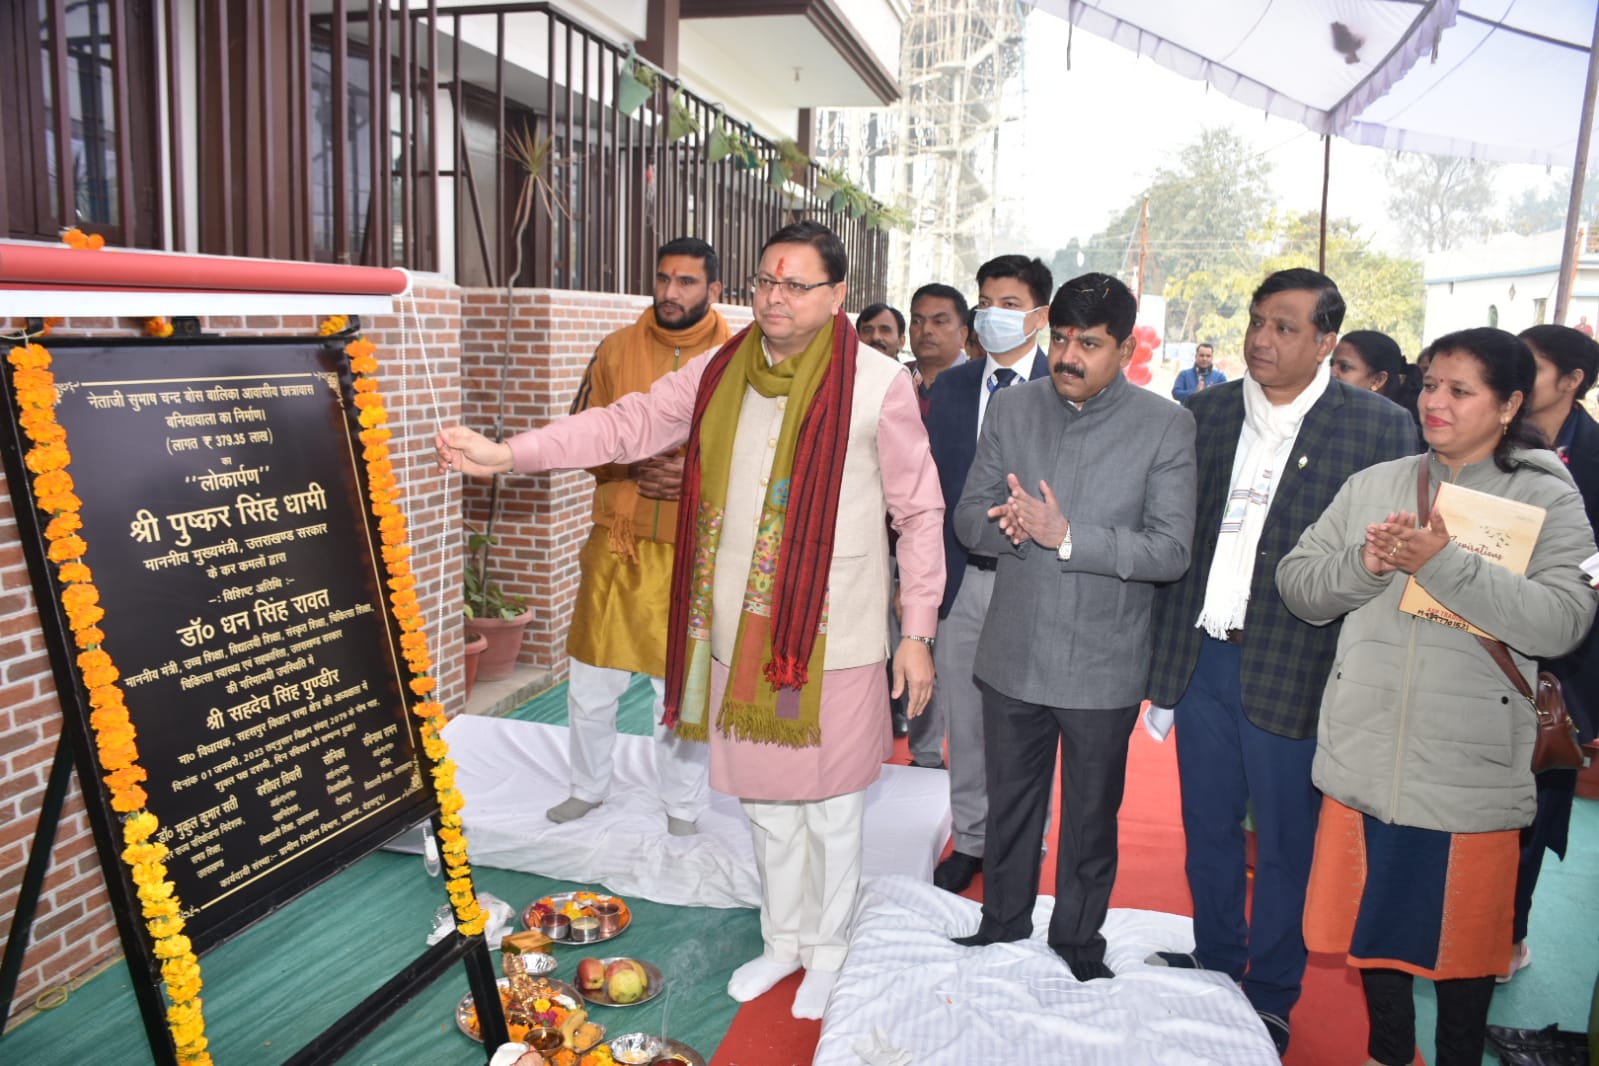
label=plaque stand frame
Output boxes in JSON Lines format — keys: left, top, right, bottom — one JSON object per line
{"left": 0, "top": 330, "right": 509, "bottom": 1064}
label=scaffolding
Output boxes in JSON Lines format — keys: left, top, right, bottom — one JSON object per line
{"left": 813, "top": 0, "right": 1027, "bottom": 304}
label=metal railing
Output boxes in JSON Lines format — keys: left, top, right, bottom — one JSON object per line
{"left": 2, "top": 0, "right": 891, "bottom": 306}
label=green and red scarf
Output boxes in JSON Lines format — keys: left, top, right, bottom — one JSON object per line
{"left": 662, "top": 309, "right": 857, "bottom": 747}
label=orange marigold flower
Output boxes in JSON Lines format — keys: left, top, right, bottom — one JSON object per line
{"left": 56, "top": 560, "right": 91, "bottom": 583}
{"left": 48, "top": 535, "right": 88, "bottom": 562}
{"left": 359, "top": 427, "right": 392, "bottom": 445}
{"left": 78, "top": 647, "right": 112, "bottom": 671}
{"left": 318, "top": 315, "right": 349, "bottom": 336}
{"left": 62, "top": 584, "right": 99, "bottom": 610}
{"left": 67, "top": 604, "right": 106, "bottom": 631}
{"left": 26, "top": 421, "right": 67, "bottom": 446}
{"left": 353, "top": 377, "right": 379, "bottom": 393}
{"left": 350, "top": 354, "right": 379, "bottom": 375}
{"left": 13, "top": 365, "right": 55, "bottom": 390}
{"left": 352, "top": 391, "right": 382, "bottom": 410}
{"left": 38, "top": 491, "right": 83, "bottom": 514}
{"left": 107, "top": 766, "right": 150, "bottom": 791}
{"left": 89, "top": 684, "right": 126, "bottom": 708}
{"left": 123, "top": 811, "right": 159, "bottom": 843}
{"left": 110, "top": 784, "right": 148, "bottom": 812}
{"left": 344, "top": 337, "right": 376, "bottom": 360}
{"left": 90, "top": 708, "right": 132, "bottom": 733}
{"left": 357, "top": 406, "right": 387, "bottom": 429}
{"left": 152, "top": 934, "right": 192, "bottom": 959}
{"left": 362, "top": 444, "right": 391, "bottom": 463}
{"left": 72, "top": 624, "right": 107, "bottom": 649}
{"left": 143, "top": 317, "right": 175, "bottom": 339}
{"left": 25, "top": 444, "right": 70, "bottom": 475}
{"left": 82, "top": 662, "right": 121, "bottom": 688}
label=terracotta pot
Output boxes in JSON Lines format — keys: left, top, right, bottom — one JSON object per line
{"left": 463, "top": 609, "right": 533, "bottom": 682}
{"left": 463, "top": 630, "right": 489, "bottom": 695}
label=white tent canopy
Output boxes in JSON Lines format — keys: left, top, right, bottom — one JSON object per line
{"left": 1030, "top": 0, "right": 1598, "bottom": 167}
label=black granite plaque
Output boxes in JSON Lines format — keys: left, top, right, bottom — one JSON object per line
{"left": 32, "top": 338, "right": 433, "bottom": 951}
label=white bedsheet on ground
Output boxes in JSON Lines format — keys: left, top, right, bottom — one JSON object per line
{"left": 814, "top": 876, "right": 1280, "bottom": 1066}
{"left": 400, "top": 716, "right": 951, "bottom": 910}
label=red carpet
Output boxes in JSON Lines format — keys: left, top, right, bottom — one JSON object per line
{"left": 711, "top": 722, "right": 1378, "bottom": 1065}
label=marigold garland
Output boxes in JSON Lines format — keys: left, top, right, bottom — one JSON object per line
{"left": 327, "top": 316, "right": 487, "bottom": 937}
{"left": 5, "top": 337, "right": 212, "bottom": 1065}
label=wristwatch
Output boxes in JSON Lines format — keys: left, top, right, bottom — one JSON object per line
{"left": 1056, "top": 522, "right": 1073, "bottom": 562}
{"left": 904, "top": 634, "right": 936, "bottom": 652}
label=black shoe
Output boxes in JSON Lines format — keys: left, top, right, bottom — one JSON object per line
{"left": 1068, "top": 958, "right": 1115, "bottom": 982}
{"left": 908, "top": 757, "right": 946, "bottom": 770}
{"left": 1256, "top": 1011, "right": 1289, "bottom": 1056}
{"left": 950, "top": 932, "right": 993, "bottom": 948}
{"left": 1486, "top": 1023, "right": 1589, "bottom": 1066}
{"left": 891, "top": 706, "right": 910, "bottom": 737}
{"left": 932, "top": 851, "right": 982, "bottom": 892}
{"left": 1144, "top": 950, "right": 1205, "bottom": 969}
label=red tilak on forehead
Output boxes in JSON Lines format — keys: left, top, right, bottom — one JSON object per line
{"left": 775, "top": 255, "right": 786, "bottom": 275}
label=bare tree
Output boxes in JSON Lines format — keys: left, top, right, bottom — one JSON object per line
{"left": 1384, "top": 154, "right": 1500, "bottom": 254}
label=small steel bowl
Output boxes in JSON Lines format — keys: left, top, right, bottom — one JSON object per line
{"left": 569, "top": 915, "right": 602, "bottom": 943}
{"left": 538, "top": 913, "right": 571, "bottom": 940}
{"left": 607, "top": 1033, "right": 664, "bottom": 1065}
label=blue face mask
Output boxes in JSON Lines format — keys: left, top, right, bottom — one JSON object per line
{"left": 974, "top": 306, "right": 1039, "bottom": 354}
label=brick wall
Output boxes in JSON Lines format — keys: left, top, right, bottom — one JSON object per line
{"left": 457, "top": 290, "right": 752, "bottom": 676}
{"left": 0, "top": 278, "right": 464, "bottom": 1027}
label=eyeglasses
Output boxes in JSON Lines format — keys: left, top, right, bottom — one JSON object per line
{"left": 749, "top": 274, "right": 833, "bottom": 297}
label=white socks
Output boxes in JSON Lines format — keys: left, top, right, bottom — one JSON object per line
{"left": 726, "top": 955, "right": 800, "bottom": 1002}
{"left": 790, "top": 967, "right": 838, "bottom": 1020}
{"left": 725, "top": 956, "right": 838, "bottom": 1020}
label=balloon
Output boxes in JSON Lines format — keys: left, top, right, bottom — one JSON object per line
{"left": 1126, "top": 363, "right": 1153, "bottom": 386}
{"left": 1132, "top": 343, "right": 1154, "bottom": 366}
{"left": 1133, "top": 324, "right": 1160, "bottom": 348}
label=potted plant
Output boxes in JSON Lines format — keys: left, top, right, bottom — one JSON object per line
{"left": 463, "top": 628, "right": 489, "bottom": 696}
{"left": 463, "top": 527, "right": 532, "bottom": 682}
{"left": 617, "top": 48, "right": 658, "bottom": 116}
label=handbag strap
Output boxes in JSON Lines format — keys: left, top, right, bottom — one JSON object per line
{"left": 1416, "top": 454, "right": 1537, "bottom": 702}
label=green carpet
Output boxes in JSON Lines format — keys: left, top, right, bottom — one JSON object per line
{"left": 1, "top": 676, "right": 757, "bottom": 1065}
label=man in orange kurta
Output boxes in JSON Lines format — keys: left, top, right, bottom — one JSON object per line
{"left": 547, "top": 238, "right": 731, "bottom": 835}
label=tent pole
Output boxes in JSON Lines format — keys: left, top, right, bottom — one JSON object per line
{"left": 1554, "top": 7, "right": 1599, "bottom": 325}
{"left": 1318, "top": 135, "right": 1330, "bottom": 273}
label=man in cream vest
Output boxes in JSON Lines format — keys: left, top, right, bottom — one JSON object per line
{"left": 436, "top": 221, "right": 944, "bottom": 1021}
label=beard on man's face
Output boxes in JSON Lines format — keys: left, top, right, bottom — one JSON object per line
{"left": 654, "top": 295, "right": 710, "bottom": 331}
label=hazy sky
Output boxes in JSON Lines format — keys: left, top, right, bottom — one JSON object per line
{"left": 1003, "top": 12, "right": 1554, "bottom": 259}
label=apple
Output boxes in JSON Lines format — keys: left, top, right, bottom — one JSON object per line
{"left": 605, "top": 958, "right": 647, "bottom": 1003}
{"left": 576, "top": 957, "right": 605, "bottom": 992}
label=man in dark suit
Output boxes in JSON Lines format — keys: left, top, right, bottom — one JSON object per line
{"left": 951, "top": 272, "right": 1195, "bottom": 980}
{"left": 1145, "top": 269, "right": 1419, "bottom": 1055}
{"left": 924, "top": 255, "right": 1053, "bottom": 892}
{"left": 906, "top": 284, "right": 970, "bottom": 418}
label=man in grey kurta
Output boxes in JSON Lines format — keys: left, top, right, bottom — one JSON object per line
{"left": 950, "top": 273, "right": 1196, "bottom": 981}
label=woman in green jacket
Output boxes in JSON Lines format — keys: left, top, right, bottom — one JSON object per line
{"left": 1277, "top": 327, "right": 1597, "bottom": 1066}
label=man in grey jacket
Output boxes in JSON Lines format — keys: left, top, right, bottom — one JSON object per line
{"left": 949, "top": 273, "right": 1196, "bottom": 981}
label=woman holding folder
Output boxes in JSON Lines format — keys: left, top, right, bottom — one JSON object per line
{"left": 1276, "top": 327, "right": 1597, "bottom": 1066}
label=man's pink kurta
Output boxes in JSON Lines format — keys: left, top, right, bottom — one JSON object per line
{"left": 507, "top": 350, "right": 944, "bottom": 802}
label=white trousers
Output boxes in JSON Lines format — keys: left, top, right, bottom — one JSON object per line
{"left": 741, "top": 790, "right": 867, "bottom": 973}
{"left": 565, "top": 657, "right": 709, "bottom": 822}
